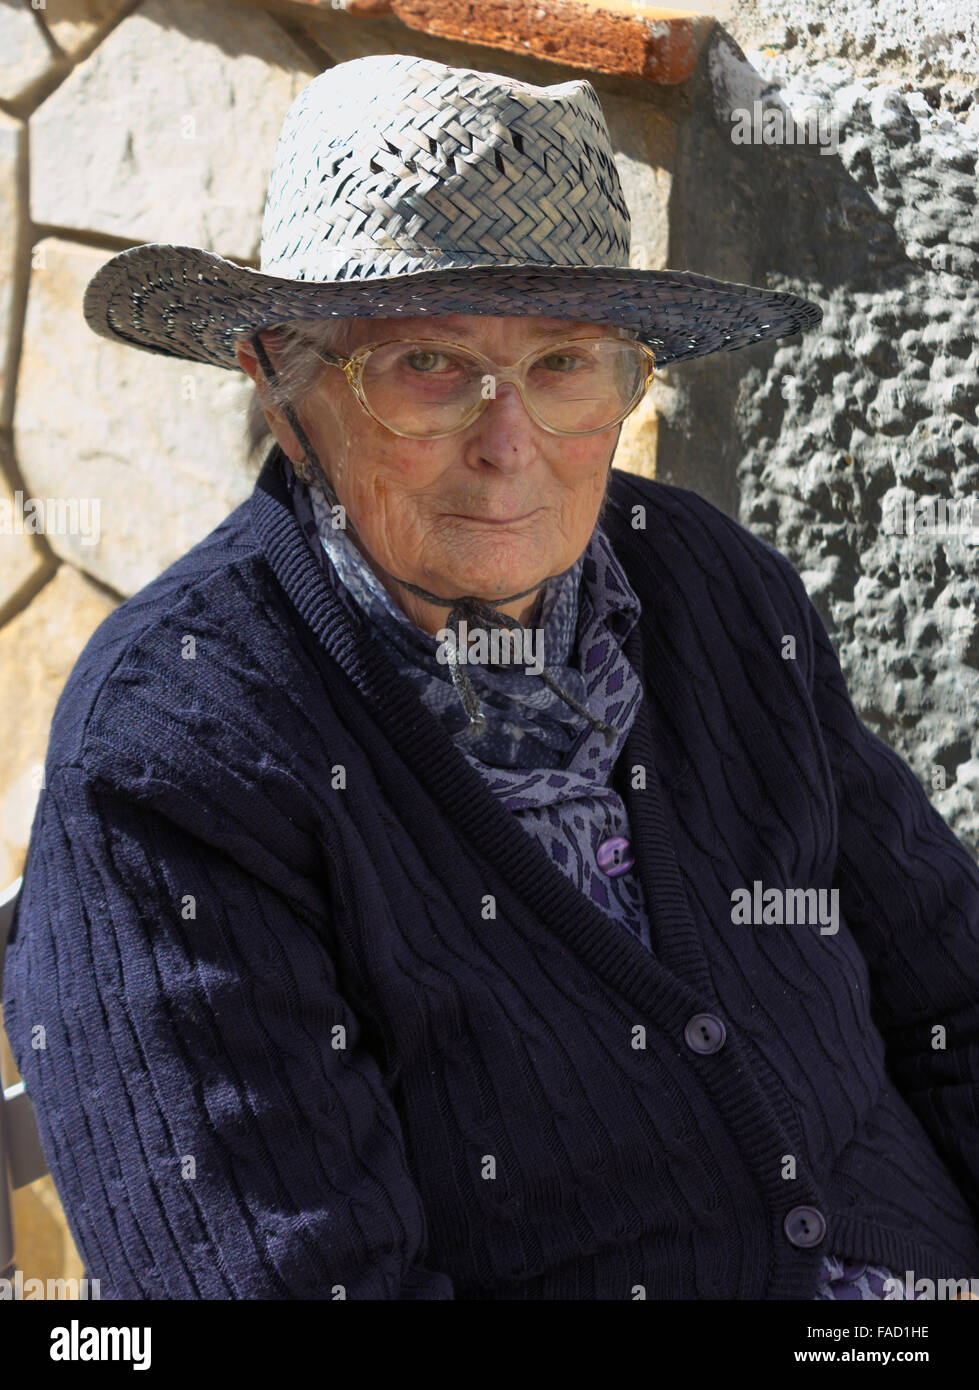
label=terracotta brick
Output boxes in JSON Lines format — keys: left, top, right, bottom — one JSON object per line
{"left": 289, "top": 0, "right": 715, "bottom": 82}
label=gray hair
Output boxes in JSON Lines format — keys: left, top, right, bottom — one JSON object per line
{"left": 242, "top": 317, "right": 353, "bottom": 468}
{"left": 241, "top": 316, "right": 641, "bottom": 468}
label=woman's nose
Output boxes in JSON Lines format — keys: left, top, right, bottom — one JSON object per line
{"left": 470, "top": 379, "right": 540, "bottom": 458}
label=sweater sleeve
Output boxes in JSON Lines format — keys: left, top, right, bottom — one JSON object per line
{"left": 1, "top": 763, "right": 454, "bottom": 1300}
{"left": 762, "top": 542, "right": 979, "bottom": 1222}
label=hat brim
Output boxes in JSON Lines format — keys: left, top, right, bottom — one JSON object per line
{"left": 82, "top": 243, "right": 822, "bottom": 372}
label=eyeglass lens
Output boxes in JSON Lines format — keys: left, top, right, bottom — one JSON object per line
{"left": 359, "top": 340, "right": 651, "bottom": 436}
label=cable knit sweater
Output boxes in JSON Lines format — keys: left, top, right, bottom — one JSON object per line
{"left": 288, "top": 457, "right": 932, "bottom": 1301}
{"left": 4, "top": 446, "right": 979, "bottom": 1300}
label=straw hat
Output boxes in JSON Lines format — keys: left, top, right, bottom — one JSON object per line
{"left": 81, "top": 52, "right": 822, "bottom": 371}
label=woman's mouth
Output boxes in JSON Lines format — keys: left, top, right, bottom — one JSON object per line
{"left": 451, "top": 509, "right": 540, "bottom": 525}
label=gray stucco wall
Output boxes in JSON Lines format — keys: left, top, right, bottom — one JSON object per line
{"left": 663, "top": 3, "right": 979, "bottom": 855}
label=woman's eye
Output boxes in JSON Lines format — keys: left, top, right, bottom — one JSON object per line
{"left": 537, "top": 353, "right": 583, "bottom": 372}
{"left": 404, "top": 351, "right": 451, "bottom": 373}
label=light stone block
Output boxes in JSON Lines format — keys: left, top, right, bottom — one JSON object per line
{"left": 0, "top": 562, "right": 117, "bottom": 887}
{"left": 30, "top": 0, "right": 321, "bottom": 257}
{"left": 38, "top": 0, "right": 133, "bottom": 60}
{"left": 0, "top": 440, "right": 54, "bottom": 625}
{"left": 14, "top": 238, "right": 260, "bottom": 597}
{"left": 0, "top": 0, "right": 58, "bottom": 105}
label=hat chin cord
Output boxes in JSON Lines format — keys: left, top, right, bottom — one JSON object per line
{"left": 250, "top": 332, "right": 618, "bottom": 744}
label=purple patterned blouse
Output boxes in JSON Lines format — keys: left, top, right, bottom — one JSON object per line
{"left": 283, "top": 455, "right": 918, "bottom": 1301}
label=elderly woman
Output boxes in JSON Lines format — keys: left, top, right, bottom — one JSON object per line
{"left": 4, "top": 53, "right": 979, "bottom": 1303}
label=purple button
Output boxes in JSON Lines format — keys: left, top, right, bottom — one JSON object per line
{"left": 784, "top": 1206, "right": 826, "bottom": 1248}
{"left": 684, "top": 1013, "right": 727, "bottom": 1054}
{"left": 596, "top": 836, "right": 634, "bottom": 876}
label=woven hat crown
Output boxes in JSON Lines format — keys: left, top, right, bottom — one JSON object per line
{"left": 259, "top": 53, "right": 633, "bottom": 284}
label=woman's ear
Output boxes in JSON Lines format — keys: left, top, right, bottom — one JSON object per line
{"left": 233, "top": 337, "right": 303, "bottom": 464}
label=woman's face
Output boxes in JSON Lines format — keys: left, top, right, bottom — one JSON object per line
{"left": 235, "top": 314, "right": 625, "bottom": 634}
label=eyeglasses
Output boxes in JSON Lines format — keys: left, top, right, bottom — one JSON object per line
{"left": 311, "top": 335, "right": 657, "bottom": 439}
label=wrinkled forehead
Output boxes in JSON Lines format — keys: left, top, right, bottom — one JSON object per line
{"left": 340, "top": 313, "right": 630, "bottom": 349}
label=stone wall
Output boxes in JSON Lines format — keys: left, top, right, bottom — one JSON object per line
{"left": 714, "top": 2, "right": 979, "bottom": 847}
{"left": 0, "top": 0, "right": 976, "bottom": 1288}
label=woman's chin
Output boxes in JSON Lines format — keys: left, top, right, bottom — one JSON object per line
{"left": 423, "top": 537, "right": 559, "bottom": 600}
{"left": 430, "top": 562, "right": 550, "bottom": 608}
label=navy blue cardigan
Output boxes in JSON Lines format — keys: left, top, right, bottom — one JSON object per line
{"left": 4, "top": 446, "right": 979, "bottom": 1299}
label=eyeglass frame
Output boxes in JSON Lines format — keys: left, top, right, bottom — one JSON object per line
{"left": 310, "top": 333, "right": 658, "bottom": 439}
